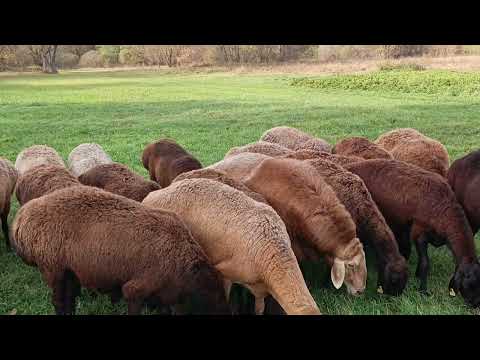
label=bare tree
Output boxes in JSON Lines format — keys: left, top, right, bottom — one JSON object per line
{"left": 0, "top": 45, "right": 16, "bottom": 71}
{"left": 27, "top": 45, "right": 59, "bottom": 73}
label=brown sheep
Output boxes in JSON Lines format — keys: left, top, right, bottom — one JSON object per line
{"left": 260, "top": 126, "right": 332, "bottom": 153}
{"left": 283, "top": 149, "right": 364, "bottom": 166}
{"left": 344, "top": 159, "right": 480, "bottom": 307}
{"left": 303, "top": 158, "right": 408, "bottom": 295}
{"left": 78, "top": 162, "right": 161, "bottom": 202}
{"left": 142, "top": 139, "right": 202, "bottom": 188}
{"left": 333, "top": 136, "right": 393, "bottom": 160}
{"left": 143, "top": 178, "right": 320, "bottom": 315}
{"left": 68, "top": 143, "right": 113, "bottom": 177}
{"left": 0, "top": 158, "right": 18, "bottom": 251}
{"left": 447, "top": 149, "right": 480, "bottom": 235}
{"left": 15, "top": 164, "right": 80, "bottom": 206}
{"left": 11, "top": 185, "right": 230, "bottom": 315}
{"left": 15, "top": 145, "right": 65, "bottom": 175}
{"left": 172, "top": 168, "right": 268, "bottom": 205}
{"left": 208, "top": 152, "right": 271, "bottom": 182}
{"left": 225, "top": 141, "right": 293, "bottom": 159}
{"left": 375, "top": 128, "right": 450, "bottom": 177}
{"left": 243, "top": 158, "right": 367, "bottom": 296}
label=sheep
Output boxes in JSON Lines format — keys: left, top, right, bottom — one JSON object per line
{"left": 344, "top": 159, "right": 480, "bottom": 307}
{"left": 283, "top": 149, "right": 364, "bottom": 166}
{"left": 243, "top": 157, "right": 367, "bottom": 296}
{"left": 0, "top": 158, "right": 17, "bottom": 251}
{"left": 260, "top": 126, "right": 332, "bottom": 153}
{"left": 225, "top": 141, "right": 294, "bottom": 159}
{"left": 302, "top": 157, "right": 408, "bottom": 295}
{"left": 78, "top": 162, "right": 161, "bottom": 202}
{"left": 142, "top": 139, "right": 202, "bottom": 188}
{"left": 172, "top": 168, "right": 268, "bottom": 205}
{"left": 15, "top": 145, "right": 65, "bottom": 175}
{"left": 447, "top": 149, "right": 480, "bottom": 235}
{"left": 374, "top": 128, "right": 450, "bottom": 177}
{"left": 333, "top": 136, "right": 393, "bottom": 160}
{"left": 11, "top": 185, "right": 230, "bottom": 315}
{"left": 208, "top": 152, "right": 271, "bottom": 182}
{"left": 68, "top": 143, "right": 113, "bottom": 177}
{"left": 143, "top": 178, "right": 321, "bottom": 315}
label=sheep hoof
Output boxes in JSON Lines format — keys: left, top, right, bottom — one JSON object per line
{"left": 449, "top": 288, "right": 456, "bottom": 297}
{"left": 377, "top": 286, "right": 384, "bottom": 294}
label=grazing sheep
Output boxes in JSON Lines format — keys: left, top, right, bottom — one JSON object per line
{"left": 172, "top": 168, "right": 268, "bottom": 205}
{"left": 260, "top": 126, "right": 332, "bottom": 153}
{"left": 208, "top": 152, "right": 271, "bottom": 182}
{"left": 11, "top": 185, "right": 230, "bottom": 315}
{"left": 15, "top": 164, "right": 80, "bottom": 206}
{"left": 375, "top": 128, "right": 450, "bottom": 177}
{"left": 304, "top": 157, "right": 407, "bottom": 295}
{"left": 68, "top": 143, "right": 113, "bottom": 177}
{"left": 0, "top": 158, "right": 17, "bottom": 251}
{"left": 225, "top": 141, "right": 293, "bottom": 159}
{"left": 333, "top": 137, "right": 393, "bottom": 160}
{"left": 15, "top": 145, "right": 65, "bottom": 175}
{"left": 142, "top": 139, "right": 202, "bottom": 188}
{"left": 78, "top": 163, "right": 161, "bottom": 202}
{"left": 283, "top": 149, "right": 364, "bottom": 166}
{"left": 143, "top": 178, "right": 320, "bottom": 315}
{"left": 447, "top": 149, "right": 480, "bottom": 235}
{"left": 243, "top": 158, "right": 367, "bottom": 296}
{"left": 345, "top": 159, "right": 480, "bottom": 307}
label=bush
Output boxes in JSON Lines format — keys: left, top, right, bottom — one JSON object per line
{"left": 119, "top": 46, "right": 145, "bottom": 66}
{"left": 378, "top": 62, "right": 426, "bottom": 71}
{"left": 377, "top": 45, "right": 431, "bottom": 59}
{"left": 97, "top": 45, "right": 120, "bottom": 66}
{"left": 78, "top": 50, "right": 105, "bottom": 68}
{"left": 56, "top": 52, "right": 79, "bottom": 69}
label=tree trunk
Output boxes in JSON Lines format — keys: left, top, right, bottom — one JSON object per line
{"left": 42, "top": 45, "right": 58, "bottom": 74}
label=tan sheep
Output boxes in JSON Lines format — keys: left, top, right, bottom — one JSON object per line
{"left": 243, "top": 158, "right": 367, "bottom": 296}
{"left": 225, "top": 141, "right": 293, "bottom": 159}
{"left": 282, "top": 149, "right": 364, "bottom": 166}
{"left": 374, "top": 128, "right": 450, "bottom": 177}
{"left": 15, "top": 145, "right": 65, "bottom": 175}
{"left": 208, "top": 152, "right": 271, "bottom": 182}
{"left": 260, "top": 126, "right": 332, "bottom": 153}
{"left": 333, "top": 136, "right": 393, "bottom": 160}
{"left": 68, "top": 143, "right": 113, "bottom": 177}
{"left": 172, "top": 168, "right": 268, "bottom": 205}
{"left": 0, "top": 158, "right": 18, "bottom": 251}
{"left": 143, "top": 178, "right": 320, "bottom": 315}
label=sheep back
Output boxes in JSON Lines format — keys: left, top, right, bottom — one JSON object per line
{"left": 15, "top": 145, "right": 65, "bottom": 175}
{"left": 68, "top": 143, "right": 113, "bottom": 177}
{"left": 333, "top": 136, "right": 393, "bottom": 160}
{"left": 225, "top": 141, "right": 293, "bottom": 159}
{"left": 208, "top": 152, "right": 272, "bottom": 182}
{"left": 260, "top": 126, "right": 332, "bottom": 153}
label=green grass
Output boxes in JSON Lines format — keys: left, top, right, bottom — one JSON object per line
{"left": 1, "top": 69, "right": 479, "bottom": 315}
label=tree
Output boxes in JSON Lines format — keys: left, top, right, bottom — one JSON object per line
{"left": 27, "top": 45, "right": 59, "bottom": 73}
{"left": 0, "top": 45, "right": 16, "bottom": 71}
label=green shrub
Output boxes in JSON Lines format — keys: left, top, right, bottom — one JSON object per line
{"left": 378, "top": 62, "right": 426, "bottom": 71}
{"left": 56, "top": 52, "right": 80, "bottom": 69}
{"left": 78, "top": 50, "right": 104, "bottom": 68}
{"left": 97, "top": 45, "right": 121, "bottom": 66}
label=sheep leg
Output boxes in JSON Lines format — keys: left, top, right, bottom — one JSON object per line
{"left": 397, "top": 228, "right": 412, "bottom": 260}
{"left": 410, "top": 223, "right": 430, "bottom": 295}
{"left": 1, "top": 210, "right": 10, "bottom": 252}
{"left": 64, "top": 270, "right": 80, "bottom": 315}
{"left": 51, "top": 272, "right": 68, "bottom": 315}
{"left": 122, "top": 279, "right": 150, "bottom": 315}
{"left": 255, "top": 297, "right": 266, "bottom": 315}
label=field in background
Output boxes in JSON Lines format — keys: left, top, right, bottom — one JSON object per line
{"left": 0, "top": 69, "right": 479, "bottom": 315}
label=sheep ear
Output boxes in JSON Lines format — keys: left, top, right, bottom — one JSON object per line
{"left": 331, "top": 258, "right": 345, "bottom": 289}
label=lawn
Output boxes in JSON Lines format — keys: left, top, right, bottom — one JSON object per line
{"left": 0, "top": 69, "right": 479, "bottom": 315}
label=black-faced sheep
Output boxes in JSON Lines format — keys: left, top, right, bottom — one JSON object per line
{"left": 172, "top": 168, "right": 268, "bottom": 205}
{"left": 260, "top": 126, "right": 332, "bottom": 153}
{"left": 225, "top": 141, "right": 293, "bottom": 159}
{"left": 143, "top": 178, "right": 321, "bottom": 315}
{"left": 375, "top": 128, "right": 450, "bottom": 177}
{"left": 333, "top": 136, "right": 393, "bottom": 160}
{"left": 142, "top": 139, "right": 202, "bottom": 188}
{"left": 0, "top": 158, "right": 17, "bottom": 251}
{"left": 15, "top": 145, "right": 65, "bottom": 175}
{"left": 68, "top": 143, "right": 113, "bottom": 177}
{"left": 78, "top": 162, "right": 161, "bottom": 202}
{"left": 345, "top": 159, "right": 480, "bottom": 307}
{"left": 15, "top": 164, "right": 80, "bottom": 206}
{"left": 11, "top": 185, "right": 230, "bottom": 315}
{"left": 243, "top": 158, "right": 367, "bottom": 296}
{"left": 447, "top": 149, "right": 480, "bottom": 235}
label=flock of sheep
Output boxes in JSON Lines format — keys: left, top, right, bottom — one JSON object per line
{"left": 1, "top": 126, "right": 480, "bottom": 315}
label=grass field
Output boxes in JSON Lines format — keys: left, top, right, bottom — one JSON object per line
{"left": 1, "top": 69, "right": 479, "bottom": 315}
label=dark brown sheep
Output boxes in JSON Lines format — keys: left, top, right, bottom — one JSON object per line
{"left": 447, "top": 149, "right": 480, "bottom": 235}
{"left": 333, "top": 137, "right": 393, "bottom": 160}
{"left": 78, "top": 162, "right": 161, "bottom": 202}
{"left": 0, "top": 158, "right": 17, "bottom": 251}
{"left": 15, "top": 164, "right": 80, "bottom": 206}
{"left": 11, "top": 185, "right": 230, "bottom": 315}
{"left": 345, "top": 159, "right": 480, "bottom": 307}
{"left": 304, "top": 158, "right": 408, "bottom": 295}
{"left": 142, "top": 139, "right": 202, "bottom": 188}
{"left": 172, "top": 168, "right": 268, "bottom": 205}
